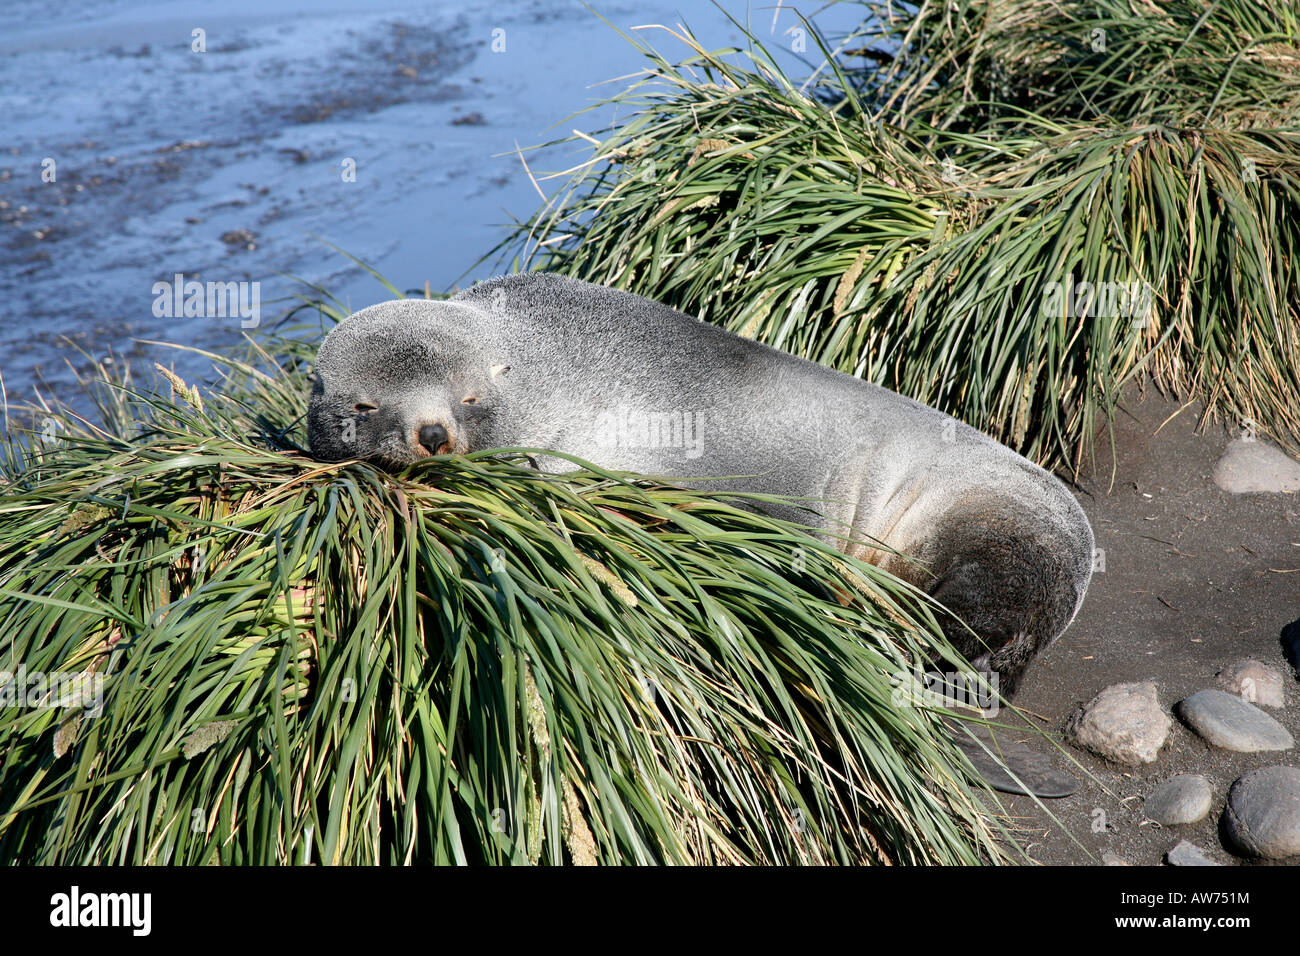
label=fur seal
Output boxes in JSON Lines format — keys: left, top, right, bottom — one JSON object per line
{"left": 308, "top": 273, "right": 1093, "bottom": 697}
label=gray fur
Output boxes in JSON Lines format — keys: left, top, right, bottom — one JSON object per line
{"left": 308, "top": 273, "right": 1094, "bottom": 696}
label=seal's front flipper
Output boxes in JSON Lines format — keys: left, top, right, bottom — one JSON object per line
{"left": 952, "top": 723, "right": 1077, "bottom": 799}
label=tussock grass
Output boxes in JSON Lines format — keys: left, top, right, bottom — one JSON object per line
{"left": 503, "top": 0, "right": 1300, "bottom": 470}
{"left": 0, "top": 332, "right": 1013, "bottom": 865}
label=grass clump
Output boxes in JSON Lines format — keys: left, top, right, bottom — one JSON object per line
{"left": 503, "top": 0, "right": 1300, "bottom": 470}
{"left": 0, "top": 332, "right": 1012, "bottom": 865}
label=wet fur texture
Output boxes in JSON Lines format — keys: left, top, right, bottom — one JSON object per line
{"left": 308, "top": 273, "right": 1094, "bottom": 696}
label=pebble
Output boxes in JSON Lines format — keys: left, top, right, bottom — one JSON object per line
{"left": 1213, "top": 438, "right": 1300, "bottom": 493}
{"left": 1144, "top": 774, "right": 1212, "bottom": 825}
{"left": 1175, "top": 689, "right": 1293, "bottom": 752}
{"left": 1166, "top": 840, "right": 1222, "bottom": 866}
{"left": 1215, "top": 659, "right": 1285, "bottom": 707}
{"left": 1064, "top": 682, "right": 1171, "bottom": 766}
{"left": 1222, "top": 766, "right": 1300, "bottom": 859}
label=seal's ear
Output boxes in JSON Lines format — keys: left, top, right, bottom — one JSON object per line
{"left": 490, "top": 364, "right": 510, "bottom": 379}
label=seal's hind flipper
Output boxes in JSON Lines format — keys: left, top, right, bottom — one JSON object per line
{"left": 952, "top": 723, "right": 1078, "bottom": 799}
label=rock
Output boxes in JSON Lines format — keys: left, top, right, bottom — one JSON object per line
{"left": 1064, "top": 682, "right": 1171, "bottom": 766}
{"left": 1166, "top": 840, "right": 1222, "bottom": 866}
{"left": 1144, "top": 775, "right": 1212, "bottom": 825}
{"left": 1175, "top": 689, "right": 1293, "bottom": 752}
{"left": 1213, "top": 438, "right": 1300, "bottom": 493}
{"left": 219, "top": 228, "right": 257, "bottom": 251}
{"left": 1100, "top": 851, "right": 1130, "bottom": 866}
{"left": 1216, "top": 659, "right": 1285, "bottom": 707}
{"left": 1222, "top": 766, "right": 1300, "bottom": 859}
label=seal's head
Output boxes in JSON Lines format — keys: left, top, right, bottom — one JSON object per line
{"left": 307, "top": 299, "right": 507, "bottom": 469}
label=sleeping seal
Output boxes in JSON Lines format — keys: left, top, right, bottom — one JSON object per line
{"left": 307, "top": 273, "right": 1093, "bottom": 700}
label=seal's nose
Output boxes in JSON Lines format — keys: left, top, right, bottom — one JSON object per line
{"left": 418, "top": 423, "right": 451, "bottom": 456}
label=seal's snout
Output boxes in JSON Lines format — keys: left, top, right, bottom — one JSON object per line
{"left": 418, "top": 423, "right": 453, "bottom": 456}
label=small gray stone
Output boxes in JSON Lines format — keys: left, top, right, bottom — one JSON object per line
{"left": 1144, "top": 774, "right": 1212, "bottom": 825}
{"left": 1223, "top": 766, "right": 1300, "bottom": 859}
{"left": 1100, "top": 851, "right": 1130, "bottom": 866}
{"left": 1065, "top": 682, "right": 1171, "bottom": 766}
{"left": 1175, "top": 689, "right": 1294, "bottom": 752}
{"left": 1166, "top": 840, "right": 1222, "bottom": 866}
{"left": 1213, "top": 438, "right": 1300, "bottom": 493}
{"left": 1216, "top": 659, "right": 1285, "bottom": 707}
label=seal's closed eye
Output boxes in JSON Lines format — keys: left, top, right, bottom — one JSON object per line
{"left": 353, "top": 401, "right": 378, "bottom": 414}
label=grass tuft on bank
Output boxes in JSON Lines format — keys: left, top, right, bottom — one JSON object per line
{"left": 502, "top": 0, "right": 1300, "bottom": 471}
{"left": 0, "top": 330, "right": 1013, "bottom": 865}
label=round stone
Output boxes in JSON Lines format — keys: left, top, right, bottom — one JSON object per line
{"left": 1215, "top": 659, "right": 1285, "bottom": 708}
{"left": 1222, "top": 766, "right": 1300, "bottom": 860}
{"left": 1174, "top": 689, "right": 1293, "bottom": 752}
{"left": 1144, "top": 774, "right": 1212, "bottom": 825}
{"left": 1064, "top": 682, "right": 1171, "bottom": 766}
{"left": 1213, "top": 439, "right": 1300, "bottom": 493}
